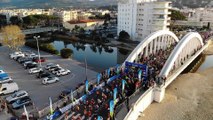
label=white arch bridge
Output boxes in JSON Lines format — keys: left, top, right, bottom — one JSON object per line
{"left": 120, "top": 30, "right": 210, "bottom": 120}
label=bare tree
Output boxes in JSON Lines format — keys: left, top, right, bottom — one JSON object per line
{"left": 1, "top": 25, "right": 25, "bottom": 51}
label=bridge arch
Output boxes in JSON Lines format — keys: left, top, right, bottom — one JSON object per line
{"left": 159, "top": 32, "right": 204, "bottom": 77}
{"left": 123, "top": 30, "right": 179, "bottom": 65}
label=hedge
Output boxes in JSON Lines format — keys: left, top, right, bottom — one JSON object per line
{"left": 60, "top": 48, "right": 73, "bottom": 58}
{"left": 25, "top": 41, "right": 58, "bottom": 54}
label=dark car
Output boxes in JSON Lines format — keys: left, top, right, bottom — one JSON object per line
{"left": 26, "top": 63, "right": 38, "bottom": 69}
{"left": 15, "top": 56, "right": 24, "bottom": 61}
{"left": 59, "top": 90, "right": 71, "bottom": 99}
{"left": 19, "top": 59, "right": 32, "bottom": 64}
{"left": 37, "top": 72, "right": 51, "bottom": 78}
{"left": 12, "top": 96, "right": 32, "bottom": 109}
{"left": 32, "top": 57, "right": 46, "bottom": 63}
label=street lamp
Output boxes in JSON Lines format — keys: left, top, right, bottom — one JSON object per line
{"left": 33, "top": 35, "right": 41, "bottom": 67}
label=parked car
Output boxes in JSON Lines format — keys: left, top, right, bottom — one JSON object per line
{"left": 32, "top": 57, "right": 46, "bottom": 63}
{"left": 19, "top": 58, "right": 32, "bottom": 64}
{"left": 42, "top": 77, "right": 59, "bottom": 85}
{"left": 10, "top": 52, "right": 24, "bottom": 59}
{"left": 23, "top": 61, "right": 36, "bottom": 67}
{"left": 15, "top": 56, "right": 24, "bottom": 61}
{"left": 0, "top": 73, "right": 8, "bottom": 80}
{"left": 58, "top": 90, "right": 71, "bottom": 99}
{"left": 12, "top": 96, "right": 32, "bottom": 109}
{"left": 49, "top": 66, "right": 61, "bottom": 72}
{"left": 37, "top": 72, "right": 51, "bottom": 78}
{"left": 28, "top": 67, "right": 43, "bottom": 74}
{"left": 56, "top": 69, "right": 71, "bottom": 76}
{"left": 6, "top": 90, "right": 28, "bottom": 104}
{"left": 0, "top": 82, "right": 19, "bottom": 95}
{"left": 0, "top": 77, "right": 13, "bottom": 84}
{"left": 25, "top": 63, "right": 38, "bottom": 69}
{"left": 0, "top": 70, "right": 5, "bottom": 74}
{"left": 45, "top": 63, "right": 60, "bottom": 70}
{"left": 52, "top": 68, "right": 63, "bottom": 74}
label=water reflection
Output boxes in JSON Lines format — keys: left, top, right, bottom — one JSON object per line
{"left": 198, "top": 55, "right": 213, "bottom": 71}
{"left": 48, "top": 40, "right": 131, "bottom": 70}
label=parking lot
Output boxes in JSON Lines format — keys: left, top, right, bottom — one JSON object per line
{"left": 0, "top": 46, "right": 97, "bottom": 116}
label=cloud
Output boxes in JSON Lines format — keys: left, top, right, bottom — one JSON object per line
{"left": 0, "top": 0, "right": 10, "bottom": 3}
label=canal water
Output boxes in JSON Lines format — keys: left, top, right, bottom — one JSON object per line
{"left": 38, "top": 39, "right": 213, "bottom": 71}
{"left": 198, "top": 55, "right": 213, "bottom": 71}
{"left": 49, "top": 40, "right": 131, "bottom": 70}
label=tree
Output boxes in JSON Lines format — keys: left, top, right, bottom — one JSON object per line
{"left": 10, "top": 16, "right": 22, "bottom": 26}
{"left": 1, "top": 25, "right": 25, "bottom": 51}
{"left": 60, "top": 48, "right": 73, "bottom": 58}
{"left": 0, "top": 14, "right": 7, "bottom": 27}
{"left": 119, "top": 30, "right": 130, "bottom": 41}
{"left": 170, "top": 10, "right": 187, "bottom": 21}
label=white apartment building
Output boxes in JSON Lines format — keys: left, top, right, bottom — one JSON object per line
{"left": 179, "top": 8, "right": 213, "bottom": 29}
{"left": 54, "top": 10, "right": 78, "bottom": 22}
{"left": 117, "top": 0, "right": 171, "bottom": 41}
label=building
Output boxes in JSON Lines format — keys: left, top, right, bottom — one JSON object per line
{"left": 63, "top": 20, "right": 104, "bottom": 30}
{"left": 117, "top": 0, "right": 171, "bottom": 41}
{"left": 54, "top": 10, "right": 78, "bottom": 22}
{"left": 178, "top": 8, "right": 213, "bottom": 29}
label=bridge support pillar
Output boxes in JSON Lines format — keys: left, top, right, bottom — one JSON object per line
{"left": 154, "top": 87, "right": 165, "bottom": 103}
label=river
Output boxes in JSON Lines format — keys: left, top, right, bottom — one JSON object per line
{"left": 47, "top": 40, "right": 131, "bottom": 70}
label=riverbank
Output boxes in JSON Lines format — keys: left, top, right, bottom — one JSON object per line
{"left": 138, "top": 67, "right": 213, "bottom": 120}
{"left": 203, "top": 39, "right": 213, "bottom": 55}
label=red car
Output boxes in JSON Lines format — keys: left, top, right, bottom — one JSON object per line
{"left": 33, "top": 57, "right": 46, "bottom": 63}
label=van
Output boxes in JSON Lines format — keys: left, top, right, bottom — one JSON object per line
{"left": 0, "top": 82, "right": 19, "bottom": 95}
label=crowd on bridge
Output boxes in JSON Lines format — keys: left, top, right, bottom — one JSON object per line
{"left": 134, "top": 43, "right": 177, "bottom": 85}
{"left": 46, "top": 41, "right": 180, "bottom": 120}
{"left": 46, "top": 29, "right": 213, "bottom": 120}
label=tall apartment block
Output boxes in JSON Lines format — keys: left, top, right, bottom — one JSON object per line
{"left": 117, "top": 0, "right": 172, "bottom": 41}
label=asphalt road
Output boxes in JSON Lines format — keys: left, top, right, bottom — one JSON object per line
{"left": 0, "top": 46, "right": 97, "bottom": 111}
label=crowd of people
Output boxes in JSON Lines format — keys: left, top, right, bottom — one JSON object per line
{"left": 135, "top": 43, "right": 177, "bottom": 85}
{"left": 49, "top": 42, "right": 189, "bottom": 120}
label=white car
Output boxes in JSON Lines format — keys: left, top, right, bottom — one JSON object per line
{"left": 56, "top": 69, "right": 71, "bottom": 76}
{"left": 6, "top": 90, "right": 28, "bottom": 104}
{"left": 45, "top": 63, "right": 60, "bottom": 70}
{"left": 23, "top": 61, "right": 36, "bottom": 67}
{"left": 28, "top": 68, "right": 43, "bottom": 74}
{"left": 42, "top": 77, "right": 59, "bottom": 85}
{"left": 0, "top": 77, "right": 13, "bottom": 84}
{"left": 10, "top": 52, "right": 25, "bottom": 59}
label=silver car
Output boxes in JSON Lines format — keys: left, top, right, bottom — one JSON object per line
{"left": 12, "top": 96, "right": 32, "bottom": 109}
{"left": 28, "top": 67, "right": 43, "bottom": 74}
{"left": 6, "top": 90, "right": 28, "bottom": 103}
{"left": 42, "top": 77, "right": 59, "bottom": 85}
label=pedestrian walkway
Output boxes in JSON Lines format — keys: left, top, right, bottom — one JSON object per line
{"left": 0, "top": 110, "right": 13, "bottom": 120}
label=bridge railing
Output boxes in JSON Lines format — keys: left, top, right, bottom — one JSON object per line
{"left": 123, "top": 87, "right": 155, "bottom": 120}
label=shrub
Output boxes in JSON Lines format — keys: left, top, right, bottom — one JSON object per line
{"left": 118, "top": 30, "right": 130, "bottom": 41}
{"left": 60, "top": 48, "right": 73, "bottom": 58}
{"left": 25, "top": 41, "right": 58, "bottom": 54}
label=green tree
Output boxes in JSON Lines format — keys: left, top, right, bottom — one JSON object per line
{"left": 170, "top": 10, "right": 187, "bottom": 21}
{"left": 1, "top": 25, "right": 25, "bottom": 51}
{"left": 119, "top": 30, "right": 130, "bottom": 41}
{"left": 60, "top": 48, "right": 73, "bottom": 58}
{"left": 23, "top": 15, "right": 39, "bottom": 26}
{"left": 10, "top": 16, "right": 22, "bottom": 25}
{"left": 0, "top": 14, "right": 7, "bottom": 27}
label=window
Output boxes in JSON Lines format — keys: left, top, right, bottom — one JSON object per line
{"left": 2, "top": 88, "right": 7, "bottom": 91}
